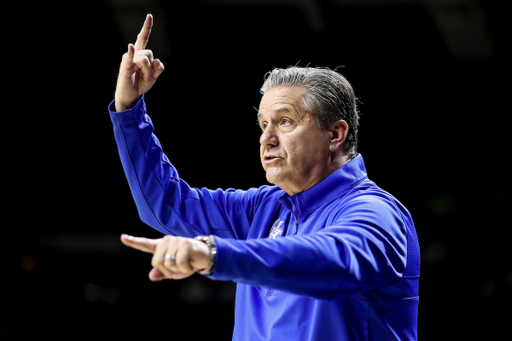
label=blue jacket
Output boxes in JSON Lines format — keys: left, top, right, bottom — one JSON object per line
{"left": 109, "top": 97, "right": 420, "bottom": 340}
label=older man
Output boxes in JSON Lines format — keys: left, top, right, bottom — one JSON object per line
{"left": 109, "top": 14, "right": 420, "bottom": 341}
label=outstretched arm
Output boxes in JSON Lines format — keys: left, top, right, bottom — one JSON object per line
{"left": 120, "top": 195, "right": 410, "bottom": 300}
{"left": 114, "top": 14, "right": 165, "bottom": 112}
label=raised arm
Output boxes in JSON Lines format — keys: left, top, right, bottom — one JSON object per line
{"left": 109, "top": 15, "right": 269, "bottom": 240}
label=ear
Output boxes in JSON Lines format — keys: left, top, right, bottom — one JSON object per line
{"left": 328, "top": 120, "right": 349, "bottom": 153}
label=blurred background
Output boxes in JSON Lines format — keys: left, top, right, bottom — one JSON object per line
{"left": 4, "top": 0, "right": 509, "bottom": 340}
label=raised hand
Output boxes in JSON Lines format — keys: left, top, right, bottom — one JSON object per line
{"left": 114, "top": 14, "right": 165, "bottom": 112}
{"left": 120, "top": 234, "right": 211, "bottom": 281}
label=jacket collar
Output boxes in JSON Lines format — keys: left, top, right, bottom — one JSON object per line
{"left": 278, "top": 154, "right": 368, "bottom": 218}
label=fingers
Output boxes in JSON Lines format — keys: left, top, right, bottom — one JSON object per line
{"left": 120, "top": 46, "right": 163, "bottom": 82}
{"left": 122, "top": 234, "right": 202, "bottom": 281}
{"left": 126, "top": 43, "right": 135, "bottom": 65}
{"left": 151, "top": 236, "right": 176, "bottom": 279}
{"left": 120, "top": 234, "right": 158, "bottom": 254}
{"left": 133, "top": 50, "right": 154, "bottom": 81}
{"left": 175, "top": 244, "right": 195, "bottom": 274}
{"left": 119, "top": 14, "right": 163, "bottom": 83}
{"left": 152, "top": 59, "right": 165, "bottom": 80}
{"left": 118, "top": 43, "right": 135, "bottom": 76}
{"left": 150, "top": 236, "right": 197, "bottom": 280}
{"left": 134, "top": 14, "right": 153, "bottom": 51}
{"left": 115, "top": 15, "right": 162, "bottom": 112}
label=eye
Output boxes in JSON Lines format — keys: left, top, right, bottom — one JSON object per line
{"left": 280, "top": 118, "right": 292, "bottom": 126}
{"left": 261, "top": 122, "right": 268, "bottom": 131}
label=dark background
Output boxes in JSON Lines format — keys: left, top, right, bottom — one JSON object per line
{"left": 4, "top": 0, "right": 509, "bottom": 340}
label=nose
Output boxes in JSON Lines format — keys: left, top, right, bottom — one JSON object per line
{"left": 259, "top": 123, "right": 279, "bottom": 149}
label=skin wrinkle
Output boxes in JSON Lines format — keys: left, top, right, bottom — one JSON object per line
{"left": 258, "top": 86, "right": 349, "bottom": 196}
{"left": 260, "top": 68, "right": 359, "bottom": 157}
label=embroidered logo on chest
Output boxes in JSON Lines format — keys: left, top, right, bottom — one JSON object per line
{"left": 269, "top": 219, "right": 285, "bottom": 239}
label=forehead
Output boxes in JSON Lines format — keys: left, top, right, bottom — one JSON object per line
{"left": 258, "top": 86, "right": 307, "bottom": 119}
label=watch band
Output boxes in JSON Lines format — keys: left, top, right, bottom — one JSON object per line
{"left": 194, "top": 235, "right": 217, "bottom": 275}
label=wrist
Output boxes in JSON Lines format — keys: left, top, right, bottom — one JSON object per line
{"left": 114, "top": 96, "right": 141, "bottom": 112}
{"left": 194, "top": 235, "right": 217, "bottom": 275}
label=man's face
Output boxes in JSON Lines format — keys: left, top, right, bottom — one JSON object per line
{"left": 258, "top": 86, "right": 332, "bottom": 195}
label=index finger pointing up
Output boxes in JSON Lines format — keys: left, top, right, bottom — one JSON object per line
{"left": 134, "top": 14, "right": 153, "bottom": 51}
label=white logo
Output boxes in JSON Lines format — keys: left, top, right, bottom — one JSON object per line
{"left": 269, "top": 219, "right": 285, "bottom": 239}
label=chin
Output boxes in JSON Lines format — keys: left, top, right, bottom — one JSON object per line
{"left": 266, "top": 173, "right": 287, "bottom": 188}
{"left": 265, "top": 171, "right": 279, "bottom": 185}
{"left": 265, "top": 174, "right": 276, "bottom": 185}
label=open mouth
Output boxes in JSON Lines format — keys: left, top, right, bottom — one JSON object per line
{"left": 265, "top": 155, "right": 281, "bottom": 161}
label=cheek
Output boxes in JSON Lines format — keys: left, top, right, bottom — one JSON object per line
{"left": 259, "top": 146, "right": 266, "bottom": 166}
{"left": 282, "top": 139, "right": 296, "bottom": 157}
{"left": 289, "top": 141, "right": 325, "bottom": 168}
{"left": 286, "top": 142, "right": 307, "bottom": 165}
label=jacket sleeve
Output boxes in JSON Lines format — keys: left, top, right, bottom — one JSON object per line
{"left": 108, "top": 97, "right": 263, "bottom": 239}
{"left": 209, "top": 194, "right": 408, "bottom": 300}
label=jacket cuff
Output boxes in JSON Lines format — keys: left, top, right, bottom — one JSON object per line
{"left": 108, "top": 95, "right": 146, "bottom": 123}
{"left": 205, "top": 236, "right": 239, "bottom": 281}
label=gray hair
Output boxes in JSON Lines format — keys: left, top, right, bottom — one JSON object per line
{"left": 260, "top": 66, "right": 360, "bottom": 157}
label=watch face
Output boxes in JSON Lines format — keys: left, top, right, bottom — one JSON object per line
{"left": 197, "top": 236, "right": 209, "bottom": 243}
{"left": 195, "top": 236, "right": 215, "bottom": 248}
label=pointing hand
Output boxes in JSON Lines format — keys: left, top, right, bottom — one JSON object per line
{"left": 114, "top": 14, "right": 165, "bottom": 112}
{"left": 120, "top": 234, "right": 211, "bottom": 281}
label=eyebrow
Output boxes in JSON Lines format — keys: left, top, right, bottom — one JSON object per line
{"left": 257, "top": 107, "right": 301, "bottom": 120}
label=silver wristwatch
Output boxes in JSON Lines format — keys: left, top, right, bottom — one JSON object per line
{"left": 194, "top": 235, "right": 217, "bottom": 275}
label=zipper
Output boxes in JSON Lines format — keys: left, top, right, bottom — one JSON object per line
{"left": 293, "top": 214, "right": 299, "bottom": 235}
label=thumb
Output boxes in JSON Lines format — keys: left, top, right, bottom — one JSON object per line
{"left": 120, "top": 234, "right": 158, "bottom": 254}
{"left": 149, "top": 267, "right": 167, "bottom": 281}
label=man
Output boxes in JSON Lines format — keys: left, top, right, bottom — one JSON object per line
{"left": 109, "top": 14, "right": 420, "bottom": 341}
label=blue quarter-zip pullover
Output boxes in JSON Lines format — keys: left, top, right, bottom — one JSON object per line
{"left": 109, "top": 97, "right": 420, "bottom": 340}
